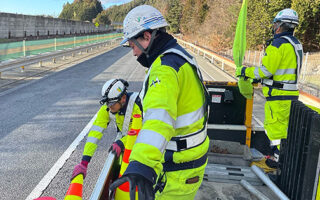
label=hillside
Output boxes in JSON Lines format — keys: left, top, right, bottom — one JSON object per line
{"left": 59, "top": 0, "right": 320, "bottom": 52}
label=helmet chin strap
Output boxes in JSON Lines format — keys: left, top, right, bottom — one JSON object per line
{"left": 273, "top": 22, "right": 283, "bottom": 35}
{"left": 131, "top": 29, "right": 158, "bottom": 58}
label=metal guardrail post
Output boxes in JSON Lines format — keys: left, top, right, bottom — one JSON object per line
{"left": 302, "top": 52, "right": 309, "bottom": 82}
{"left": 39, "top": 61, "right": 42, "bottom": 67}
{"left": 54, "top": 38, "right": 57, "bottom": 51}
{"left": 23, "top": 40, "right": 26, "bottom": 57}
{"left": 258, "top": 51, "right": 263, "bottom": 66}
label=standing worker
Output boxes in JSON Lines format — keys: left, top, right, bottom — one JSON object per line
{"left": 236, "top": 8, "right": 303, "bottom": 166}
{"left": 71, "top": 78, "right": 142, "bottom": 180}
{"left": 110, "top": 5, "right": 209, "bottom": 200}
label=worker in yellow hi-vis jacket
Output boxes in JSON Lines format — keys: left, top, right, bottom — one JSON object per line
{"left": 71, "top": 78, "right": 142, "bottom": 180}
{"left": 236, "top": 8, "right": 303, "bottom": 167}
{"left": 109, "top": 5, "right": 210, "bottom": 200}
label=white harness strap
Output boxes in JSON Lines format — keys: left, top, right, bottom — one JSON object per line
{"left": 121, "top": 92, "right": 139, "bottom": 137}
{"left": 281, "top": 36, "right": 303, "bottom": 83}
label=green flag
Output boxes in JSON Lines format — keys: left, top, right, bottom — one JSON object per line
{"left": 233, "top": 0, "right": 247, "bottom": 68}
{"left": 233, "top": 0, "right": 253, "bottom": 99}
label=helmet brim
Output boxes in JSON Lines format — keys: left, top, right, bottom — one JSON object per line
{"left": 120, "top": 38, "right": 129, "bottom": 45}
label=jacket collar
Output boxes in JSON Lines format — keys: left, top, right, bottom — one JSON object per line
{"left": 274, "top": 31, "right": 294, "bottom": 39}
{"left": 140, "top": 32, "right": 176, "bottom": 68}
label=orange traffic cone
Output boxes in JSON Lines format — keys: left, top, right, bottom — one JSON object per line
{"left": 64, "top": 174, "right": 83, "bottom": 200}
{"left": 115, "top": 130, "right": 138, "bottom": 200}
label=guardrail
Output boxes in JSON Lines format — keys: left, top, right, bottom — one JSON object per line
{"left": 0, "top": 33, "right": 122, "bottom": 62}
{"left": 176, "top": 38, "right": 237, "bottom": 77}
{"left": 0, "top": 37, "right": 122, "bottom": 78}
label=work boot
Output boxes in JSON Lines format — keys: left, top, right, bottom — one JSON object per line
{"left": 265, "top": 157, "right": 279, "bottom": 169}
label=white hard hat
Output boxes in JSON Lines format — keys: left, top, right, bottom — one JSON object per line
{"left": 120, "top": 5, "right": 168, "bottom": 45}
{"left": 100, "top": 79, "right": 129, "bottom": 106}
{"left": 273, "top": 8, "right": 299, "bottom": 25}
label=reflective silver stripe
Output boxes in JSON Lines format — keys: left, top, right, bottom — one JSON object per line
{"left": 86, "top": 137, "right": 99, "bottom": 145}
{"left": 254, "top": 67, "right": 261, "bottom": 79}
{"left": 166, "top": 129, "right": 207, "bottom": 151}
{"left": 275, "top": 68, "right": 296, "bottom": 76}
{"left": 260, "top": 65, "right": 273, "bottom": 77}
{"left": 270, "top": 139, "right": 281, "bottom": 146}
{"left": 282, "top": 84, "right": 298, "bottom": 90}
{"left": 122, "top": 92, "right": 139, "bottom": 136}
{"left": 143, "top": 108, "right": 175, "bottom": 127}
{"left": 176, "top": 104, "right": 205, "bottom": 128}
{"left": 135, "top": 129, "right": 168, "bottom": 153}
{"left": 90, "top": 125, "right": 104, "bottom": 133}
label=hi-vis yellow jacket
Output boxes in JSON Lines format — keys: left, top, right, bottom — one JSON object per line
{"left": 124, "top": 39, "right": 209, "bottom": 183}
{"left": 82, "top": 92, "right": 142, "bottom": 163}
{"left": 243, "top": 31, "right": 303, "bottom": 100}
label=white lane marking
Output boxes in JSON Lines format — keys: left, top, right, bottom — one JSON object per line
{"left": 25, "top": 113, "right": 98, "bottom": 200}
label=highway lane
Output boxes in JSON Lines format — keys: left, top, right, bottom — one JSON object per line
{"left": 0, "top": 46, "right": 146, "bottom": 200}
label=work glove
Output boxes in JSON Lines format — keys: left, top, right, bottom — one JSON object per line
{"left": 108, "top": 140, "right": 125, "bottom": 158}
{"left": 71, "top": 160, "right": 88, "bottom": 180}
{"left": 238, "top": 77, "right": 253, "bottom": 99}
{"left": 109, "top": 173, "right": 155, "bottom": 200}
{"left": 236, "top": 66, "right": 246, "bottom": 77}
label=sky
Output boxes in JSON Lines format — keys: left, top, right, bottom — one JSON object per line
{"left": 0, "top": 0, "right": 133, "bottom": 17}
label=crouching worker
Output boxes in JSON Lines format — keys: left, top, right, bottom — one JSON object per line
{"left": 71, "top": 78, "right": 142, "bottom": 180}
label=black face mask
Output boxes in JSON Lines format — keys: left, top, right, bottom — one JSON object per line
{"left": 137, "top": 53, "right": 149, "bottom": 68}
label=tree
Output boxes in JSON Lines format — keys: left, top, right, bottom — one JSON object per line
{"left": 94, "top": 10, "right": 111, "bottom": 25}
{"left": 59, "top": 0, "right": 103, "bottom": 22}
{"left": 292, "top": 0, "right": 320, "bottom": 51}
{"left": 166, "top": 0, "right": 182, "bottom": 33}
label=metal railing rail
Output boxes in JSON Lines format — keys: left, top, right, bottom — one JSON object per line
{"left": 176, "top": 38, "right": 237, "bottom": 75}
{"left": 0, "top": 37, "right": 122, "bottom": 78}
